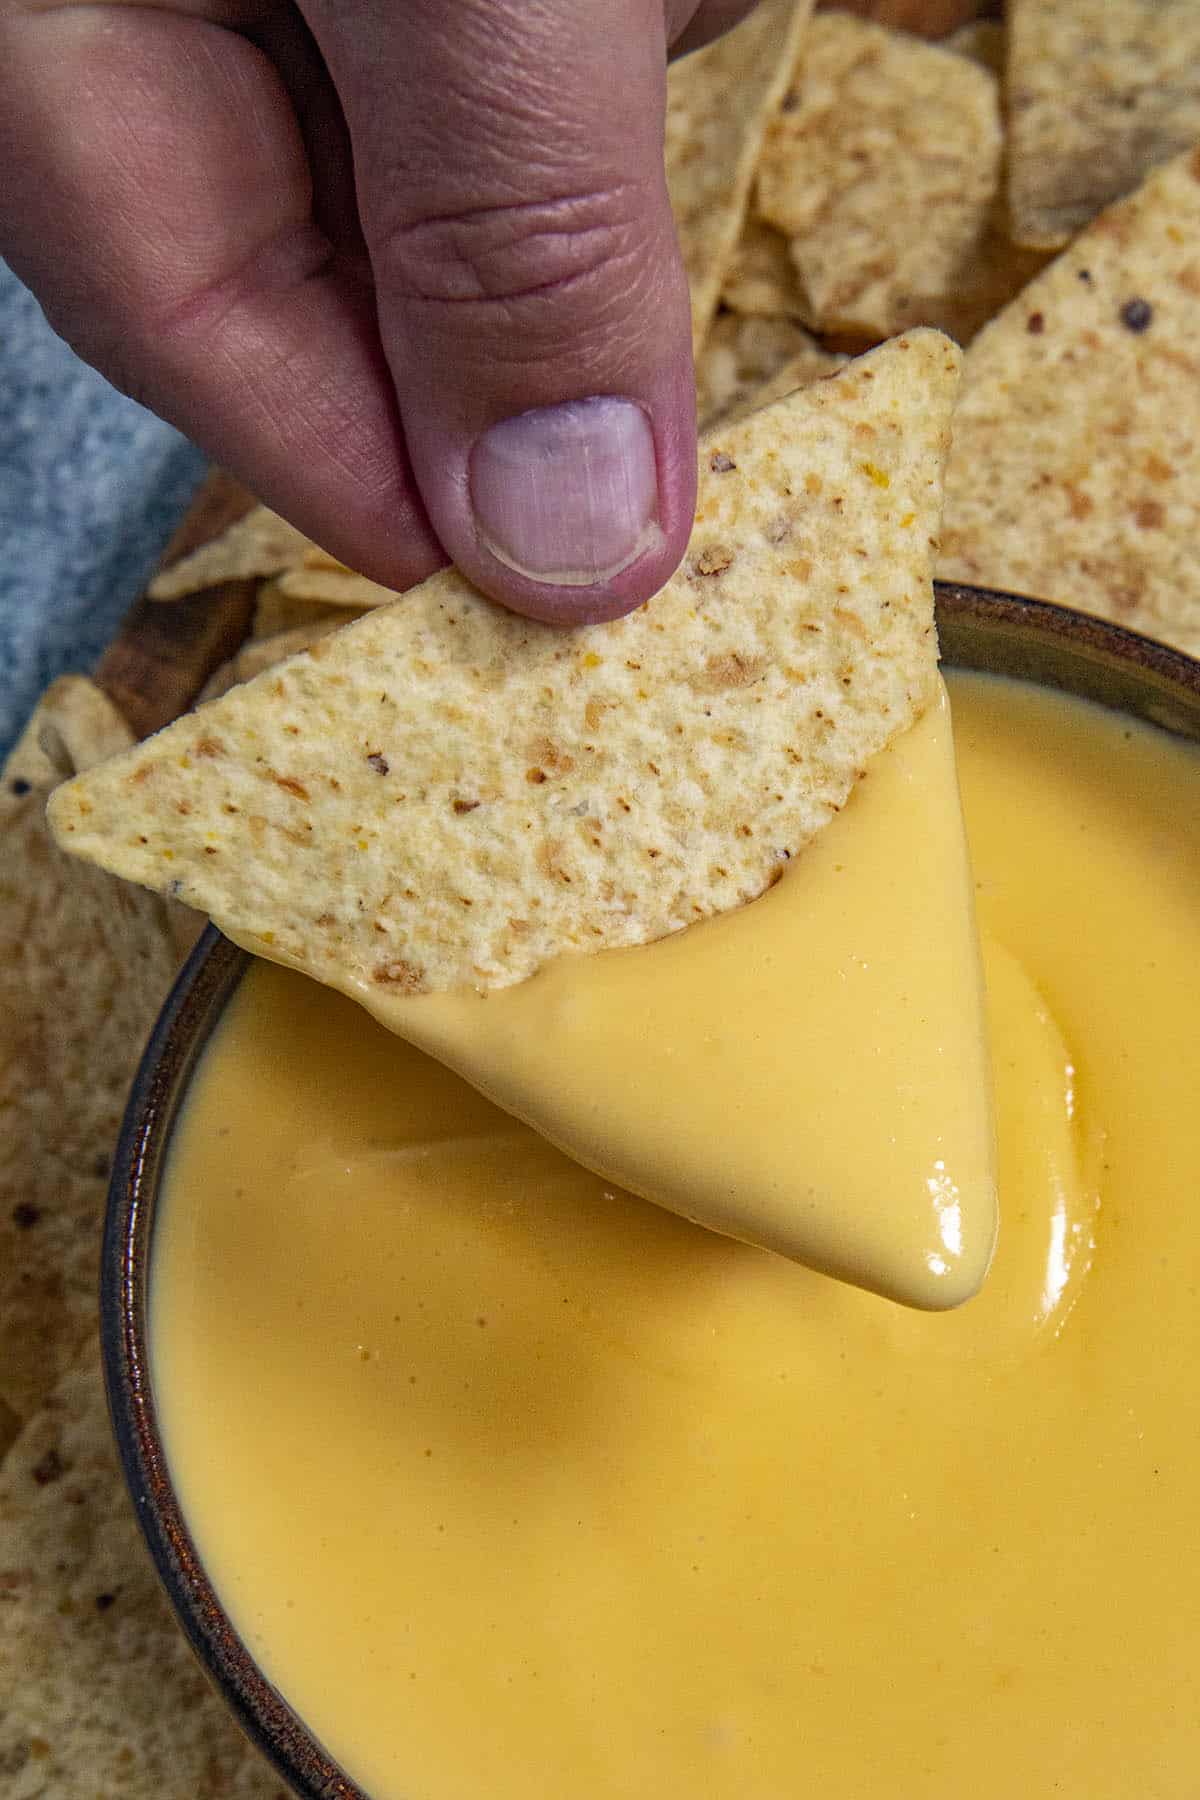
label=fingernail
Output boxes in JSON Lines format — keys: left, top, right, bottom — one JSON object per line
{"left": 470, "top": 397, "right": 662, "bottom": 587}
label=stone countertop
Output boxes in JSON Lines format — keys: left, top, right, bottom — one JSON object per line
{"left": 0, "top": 260, "right": 207, "bottom": 761}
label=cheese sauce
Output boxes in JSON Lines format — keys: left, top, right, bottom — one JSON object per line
{"left": 152, "top": 671, "right": 1200, "bottom": 1800}
{"left": 374, "top": 679, "right": 996, "bottom": 1310}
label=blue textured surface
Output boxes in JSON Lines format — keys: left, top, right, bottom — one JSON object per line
{"left": 0, "top": 260, "right": 207, "bottom": 760}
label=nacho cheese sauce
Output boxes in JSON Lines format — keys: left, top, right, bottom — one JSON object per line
{"left": 152, "top": 672, "right": 1200, "bottom": 1800}
{"left": 372, "top": 679, "right": 996, "bottom": 1311}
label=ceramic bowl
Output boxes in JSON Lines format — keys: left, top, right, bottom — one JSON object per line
{"left": 101, "top": 585, "right": 1200, "bottom": 1800}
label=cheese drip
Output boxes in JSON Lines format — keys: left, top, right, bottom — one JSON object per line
{"left": 369, "top": 680, "right": 997, "bottom": 1310}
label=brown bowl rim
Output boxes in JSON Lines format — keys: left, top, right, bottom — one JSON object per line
{"left": 100, "top": 584, "right": 1200, "bottom": 1800}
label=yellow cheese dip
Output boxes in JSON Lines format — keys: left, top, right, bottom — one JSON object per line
{"left": 151, "top": 671, "right": 1200, "bottom": 1800}
{"left": 372, "top": 679, "right": 996, "bottom": 1311}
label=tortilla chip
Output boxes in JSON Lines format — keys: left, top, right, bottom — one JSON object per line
{"left": 1007, "top": 0, "right": 1200, "bottom": 250}
{"left": 147, "top": 506, "right": 313, "bottom": 601}
{"left": 884, "top": 18, "right": 1052, "bottom": 347}
{"left": 164, "top": 901, "right": 207, "bottom": 964}
{"left": 720, "top": 217, "right": 807, "bottom": 319}
{"left": 939, "top": 149, "right": 1200, "bottom": 658}
{"left": 667, "top": 0, "right": 814, "bottom": 353}
{"left": 49, "top": 333, "right": 960, "bottom": 1003}
{"left": 275, "top": 566, "right": 401, "bottom": 608}
{"left": 696, "top": 312, "right": 844, "bottom": 426}
{"left": 2, "top": 677, "right": 132, "bottom": 802}
{"left": 253, "top": 585, "right": 361, "bottom": 640}
{"left": 198, "top": 622, "right": 352, "bottom": 704}
{"left": 757, "top": 14, "right": 1002, "bottom": 337}
{"left": 0, "top": 1356, "right": 283, "bottom": 1797}
{"left": 0, "top": 686, "right": 177, "bottom": 1418}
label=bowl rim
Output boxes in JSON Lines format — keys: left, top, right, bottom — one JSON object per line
{"left": 101, "top": 584, "right": 1200, "bottom": 1800}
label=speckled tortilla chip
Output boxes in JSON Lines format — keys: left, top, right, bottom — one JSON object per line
{"left": 0, "top": 684, "right": 177, "bottom": 1419}
{"left": 2, "top": 676, "right": 132, "bottom": 797}
{"left": 939, "top": 149, "right": 1200, "bottom": 657}
{"left": 757, "top": 14, "right": 1002, "bottom": 337}
{"left": 147, "top": 505, "right": 313, "bottom": 600}
{"left": 1007, "top": 0, "right": 1200, "bottom": 250}
{"left": 696, "top": 312, "right": 844, "bottom": 426}
{"left": 0, "top": 1357, "right": 282, "bottom": 1797}
{"left": 49, "top": 333, "right": 960, "bottom": 1002}
{"left": 667, "top": 0, "right": 814, "bottom": 352}
{"left": 720, "top": 218, "right": 807, "bottom": 319}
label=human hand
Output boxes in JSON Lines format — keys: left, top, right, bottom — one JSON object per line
{"left": 0, "top": 0, "right": 770, "bottom": 624}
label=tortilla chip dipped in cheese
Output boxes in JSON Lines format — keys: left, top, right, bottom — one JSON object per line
{"left": 49, "top": 331, "right": 997, "bottom": 1309}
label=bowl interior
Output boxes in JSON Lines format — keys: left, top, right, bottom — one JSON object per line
{"left": 101, "top": 586, "right": 1200, "bottom": 1800}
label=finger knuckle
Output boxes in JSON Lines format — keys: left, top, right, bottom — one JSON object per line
{"left": 373, "top": 182, "right": 652, "bottom": 326}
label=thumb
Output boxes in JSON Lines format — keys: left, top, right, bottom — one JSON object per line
{"left": 301, "top": 0, "right": 698, "bottom": 623}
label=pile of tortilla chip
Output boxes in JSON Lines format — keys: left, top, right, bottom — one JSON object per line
{"left": 0, "top": 683, "right": 282, "bottom": 1796}
{"left": 148, "top": 0, "right": 1200, "bottom": 659}
{"left": 7, "top": 3, "right": 1200, "bottom": 1794}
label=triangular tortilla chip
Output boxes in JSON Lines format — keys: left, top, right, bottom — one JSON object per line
{"left": 0, "top": 683, "right": 177, "bottom": 1419}
{"left": 939, "top": 149, "right": 1200, "bottom": 658}
{"left": 147, "top": 504, "right": 313, "bottom": 600}
{"left": 1007, "top": 0, "right": 1200, "bottom": 250}
{"left": 0, "top": 1357, "right": 281, "bottom": 1797}
{"left": 756, "top": 14, "right": 1002, "bottom": 337}
{"left": 2, "top": 675, "right": 132, "bottom": 800}
{"left": 49, "top": 332, "right": 961, "bottom": 1000}
{"left": 666, "top": 0, "right": 814, "bottom": 353}
{"left": 695, "top": 311, "right": 844, "bottom": 426}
